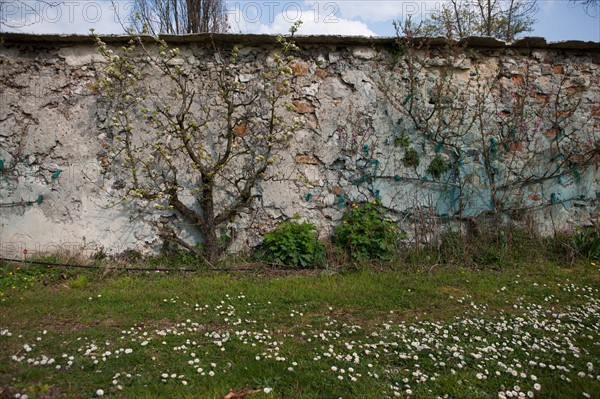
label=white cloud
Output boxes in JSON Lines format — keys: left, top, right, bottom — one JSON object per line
{"left": 0, "top": 0, "right": 131, "bottom": 34}
{"left": 325, "top": 0, "right": 442, "bottom": 23}
{"left": 256, "top": 13, "right": 376, "bottom": 35}
{"left": 297, "top": 16, "right": 377, "bottom": 36}
{"left": 536, "top": 0, "right": 559, "bottom": 13}
{"left": 226, "top": 2, "right": 377, "bottom": 36}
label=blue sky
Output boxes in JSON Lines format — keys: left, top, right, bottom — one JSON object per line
{"left": 1, "top": 1, "right": 598, "bottom": 41}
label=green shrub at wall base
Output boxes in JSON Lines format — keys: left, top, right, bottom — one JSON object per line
{"left": 334, "top": 202, "right": 398, "bottom": 260}
{"left": 573, "top": 227, "right": 600, "bottom": 261}
{"left": 260, "top": 220, "right": 325, "bottom": 268}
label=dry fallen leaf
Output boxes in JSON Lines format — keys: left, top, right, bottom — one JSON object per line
{"left": 222, "top": 389, "right": 263, "bottom": 399}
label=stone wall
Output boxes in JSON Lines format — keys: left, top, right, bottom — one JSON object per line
{"left": 1, "top": 33, "right": 599, "bottom": 258}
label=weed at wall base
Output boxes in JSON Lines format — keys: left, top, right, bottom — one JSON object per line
{"left": 333, "top": 202, "right": 400, "bottom": 261}
{"left": 258, "top": 219, "right": 325, "bottom": 268}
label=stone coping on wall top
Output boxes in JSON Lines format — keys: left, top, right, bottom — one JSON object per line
{"left": 1, "top": 32, "right": 599, "bottom": 50}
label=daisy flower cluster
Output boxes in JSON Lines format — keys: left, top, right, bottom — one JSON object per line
{"left": 2, "top": 281, "right": 598, "bottom": 398}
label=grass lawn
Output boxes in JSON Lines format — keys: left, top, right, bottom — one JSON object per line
{"left": 1, "top": 261, "right": 599, "bottom": 398}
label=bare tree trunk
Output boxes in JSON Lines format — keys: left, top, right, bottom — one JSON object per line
{"left": 200, "top": 178, "right": 219, "bottom": 264}
{"left": 506, "top": 0, "right": 515, "bottom": 41}
{"left": 451, "top": 0, "right": 465, "bottom": 38}
{"left": 186, "top": 0, "right": 197, "bottom": 33}
{"left": 133, "top": 0, "right": 227, "bottom": 34}
{"left": 485, "top": 0, "right": 493, "bottom": 36}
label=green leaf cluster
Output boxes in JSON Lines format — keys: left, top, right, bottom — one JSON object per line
{"left": 261, "top": 220, "right": 325, "bottom": 268}
{"left": 402, "top": 147, "right": 420, "bottom": 168}
{"left": 573, "top": 227, "right": 600, "bottom": 261}
{"left": 394, "top": 128, "right": 410, "bottom": 148}
{"left": 334, "top": 202, "right": 398, "bottom": 260}
{"left": 427, "top": 154, "right": 449, "bottom": 178}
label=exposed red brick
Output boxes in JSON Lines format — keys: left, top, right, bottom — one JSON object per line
{"left": 293, "top": 101, "right": 314, "bottom": 114}
{"left": 546, "top": 127, "right": 559, "bottom": 139}
{"left": 295, "top": 154, "right": 319, "bottom": 165}
{"left": 233, "top": 121, "right": 248, "bottom": 137}
{"left": 553, "top": 111, "right": 571, "bottom": 118}
{"left": 73, "top": 69, "right": 86, "bottom": 79}
{"left": 332, "top": 186, "right": 344, "bottom": 196}
{"left": 535, "top": 93, "right": 548, "bottom": 104}
{"left": 567, "top": 86, "right": 584, "bottom": 94}
{"left": 511, "top": 74, "right": 524, "bottom": 85}
{"left": 314, "top": 69, "right": 327, "bottom": 79}
{"left": 552, "top": 65, "right": 564, "bottom": 74}
{"left": 290, "top": 61, "right": 309, "bottom": 76}
{"left": 509, "top": 141, "right": 523, "bottom": 152}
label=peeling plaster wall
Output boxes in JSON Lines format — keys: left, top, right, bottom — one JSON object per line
{"left": 1, "top": 34, "right": 599, "bottom": 258}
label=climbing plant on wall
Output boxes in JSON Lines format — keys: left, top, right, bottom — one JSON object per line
{"left": 0, "top": 107, "right": 62, "bottom": 210}
{"left": 373, "top": 19, "right": 599, "bottom": 230}
{"left": 92, "top": 22, "right": 303, "bottom": 264}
